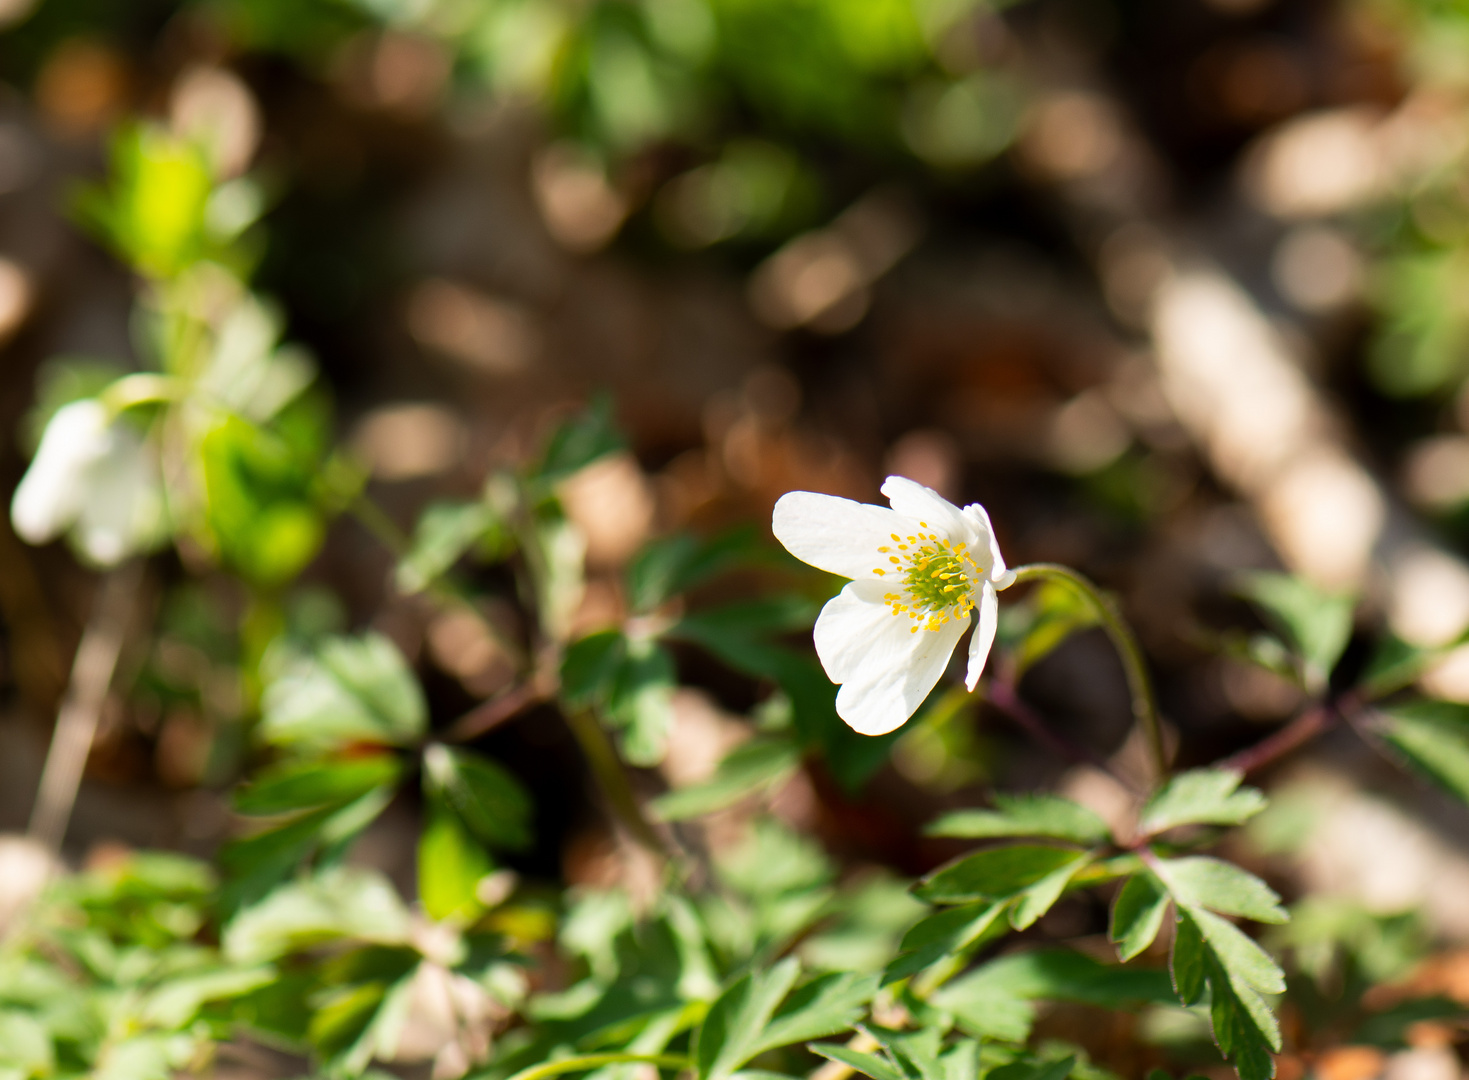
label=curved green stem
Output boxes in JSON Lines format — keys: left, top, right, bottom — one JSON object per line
{"left": 506, "top": 1053, "right": 691, "bottom": 1080}
{"left": 1009, "top": 563, "right": 1167, "bottom": 786}
{"left": 564, "top": 706, "right": 672, "bottom": 863}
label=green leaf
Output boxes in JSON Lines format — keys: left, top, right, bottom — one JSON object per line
{"left": 651, "top": 737, "right": 802, "bottom": 821}
{"left": 1170, "top": 911, "right": 1207, "bottom": 1005}
{"left": 222, "top": 867, "right": 411, "bottom": 964}
{"left": 809, "top": 1045, "right": 905, "bottom": 1080}
{"left": 1110, "top": 874, "right": 1169, "bottom": 962}
{"left": 0, "top": 1010, "right": 53, "bottom": 1074}
{"left": 606, "top": 639, "right": 677, "bottom": 766}
{"left": 932, "top": 949, "right": 1174, "bottom": 1042}
{"left": 1187, "top": 908, "right": 1285, "bottom": 995}
{"left": 562, "top": 630, "right": 628, "bottom": 705}
{"left": 259, "top": 632, "right": 427, "bottom": 750}
{"left": 1139, "top": 769, "right": 1266, "bottom": 836}
{"left": 752, "top": 971, "right": 877, "bottom": 1053}
{"left": 884, "top": 902, "right": 1006, "bottom": 986}
{"left": 1010, "top": 852, "right": 1093, "bottom": 930}
{"left": 926, "top": 794, "right": 1111, "bottom": 845}
{"left": 234, "top": 754, "right": 400, "bottom": 815}
{"left": 418, "top": 802, "right": 492, "bottom": 922}
{"left": 423, "top": 744, "right": 533, "bottom": 850}
{"left": 1012, "top": 578, "right": 1100, "bottom": 675}
{"left": 915, "top": 845, "right": 1084, "bottom": 904}
{"left": 536, "top": 393, "right": 625, "bottom": 486}
{"left": 139, "top": 965, "right": 277, "bottom": 1029}
{"left": 696, "top": 958, "right": 801, "bottom": 1080}
{"left": 1153, "top": 858, "right": 1287, "bottom": 925}
{"left": 1236, "top": 571, "right": 1354, "bottom": 692}
{"left": 1378, "top": 700, "right": 1469, "bottom": 805}
{"left": 627, "top": 527, "right": 767, "bottom": 612}
{"left": 987, "top": 1056, "right": 1077, "bottom": 1080}
{"left": 395, "top": 500, "right": 501, "bottom": 594}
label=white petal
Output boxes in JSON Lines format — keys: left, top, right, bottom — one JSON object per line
{"left": 74, "top": 428, "right": 163, "bottom": 566}
{"left": 965, "top": 580, "right": 999, "bottom": 690}
{"left": 813, "top": 579, "right": 904, "bottom": 683}
{"left": 832, "top": 606, "right": 970, "bottom": 736}
{"left": 773, "top": 490, "right": 918, "bottom": 580}
{"left": 11, "top": 399, "right": 111, "bottom": 545}
{"left": 880, "top": 476, "right": 970, "bottom": 542}
{"left": 960, "top": 501, "right": 1008, "bottom": 581}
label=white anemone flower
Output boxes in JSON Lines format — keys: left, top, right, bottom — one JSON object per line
{"left": 772, "top": 476, "right": 1017, "bottom": 736}
{"left": 11, "top": 398, "right": 164, "bottom": 567}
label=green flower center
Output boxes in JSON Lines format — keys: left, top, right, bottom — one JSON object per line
{"left": 869, "top": 525, "right": 979, "bottom": 633}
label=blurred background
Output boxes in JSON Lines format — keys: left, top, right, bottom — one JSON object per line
{"left": 4, "top": 0, "right": 1469, "bottom": 1073}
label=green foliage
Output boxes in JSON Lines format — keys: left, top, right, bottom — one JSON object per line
{"left": 925, "top": 794, "right": 1111, "bottom": 845}
{"left": 1376, "top": 699, "right": 1469, "bottom": 805}
{"left": 1235, "top": 573, "right": 1354, "bottom": 693}
{"left": 650, "top": 736, "right": 801, "bottom": 821}
{"left": 1139, "top": 770, "right": 1267, "bottom": 837}
{"left": 259, "top": 632, "right": 427, "bottom": 750}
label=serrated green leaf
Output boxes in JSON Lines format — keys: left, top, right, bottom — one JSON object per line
{"left": 915, "top": 845, "right": 1083, "bottom": 904}
{"left": 423, "top": 744, "right": 533, "bottom": 851}
{"left": 808, "top": 1045, "right": 905, "bottom": 1080}
{"left": 1153, "top": 858, "right": 1287, "bottom": 925}
{"left": 884, "top": 900, "right": 1007, "bottom": 986}
{"left": 1140, "top": 769, "right": 1266, "bottom": 836}
{"left": 1236, "top": 572, "right": 1354, "bottom": 692}
{"left": 1187, "top": 908, "right": 1285, "bottom": 995}
{"left": 1378, "top": 700, "right": 1469, "bottom": 805}
{"left": 1111, "top": 874, "right": 1169, "bottom": 961}
{"left": 696, "top": 959, "right": 801, "bottom": 1080}
{"left": 651, "top": 737, "right": 802, "bottom": 821}
{"left": 223, "top": 867, "right": 411, "bottom": 964}
{"left": 234, "top": 755, "right": 400, "bottom": 815}
{"left": 925, "top": 794, "right": 1110, "bottom": 845}
{"left": 1010, "top": 852, "right": 1093, "bottom": 930}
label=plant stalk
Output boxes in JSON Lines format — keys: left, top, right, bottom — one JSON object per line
{"left": 1010, "top": 563, "right": 1168, "bottom": 787}
{"left": 506, "top": 1053, "right": 691, "bottom": 1080}
{"left": 563, "top": 706, "right": 670, "bottom": 861}
{"left": 28, "top": 562, "right": 143, "bottom": 853}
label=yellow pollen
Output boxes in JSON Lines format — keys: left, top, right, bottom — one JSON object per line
{"left": 875, "top": 531, "right": 981, "bottom": 628}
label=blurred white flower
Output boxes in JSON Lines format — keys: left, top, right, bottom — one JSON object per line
{"left": 772, "top": 476, "right": 1015, "bottom": 736}
{"left": 11, "top": 398, "right": 164, "bottom": 566}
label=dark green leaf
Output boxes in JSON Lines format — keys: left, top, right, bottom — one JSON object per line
{"left": 883, "top": 900, "right": 1008, "bottom": 986}
{"left": 926, "top": 794, "right": 1110, "bottom": 845}
{"left": 536, "top": 394, "right": 625, "bottom": 485}
{"left": 1139, "top": 770, "right": 1266, "bottom": 836}
{"left": 1012, "top": 578, "right": 1100, "bottom": 675}
{"left": 627, "top": 527, "right": 767, "bottom": 612}
{"left": 561, "top": 630, "right": 628, "bottom": 705}
{"left": 234, "top": 755, "right": 400, "bottom": 816}
{"left": 423, "top": 744, "right": 533, "bottom": 851}
{"left": 1170, "top": 913, "right": 1206, "bottom": 1006}
{"left": 914, "top": 845, "right": 1083, "bottom": 904}
{"left": 1111, "top": 874, "right": 1169, "bottom": 962}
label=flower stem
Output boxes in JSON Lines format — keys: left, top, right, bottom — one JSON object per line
{"left": 29, "top": 561, "right": 143, "bottom": 853}
{"left": 563, "top": 706, "right": 671, "bottom": 862}
{"left": 1010, "top": 563, "right": 1168, "bottom": 787}
{"left": 1218, "top": 699, "right": 1340, "bottom": 776}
